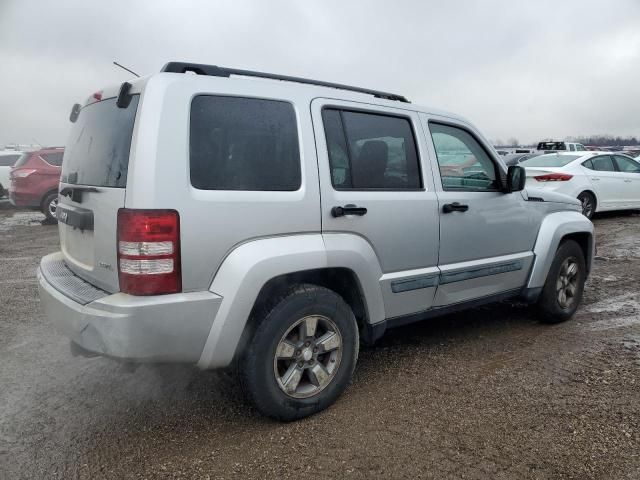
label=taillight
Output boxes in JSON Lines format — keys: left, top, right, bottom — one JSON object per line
{"left": 534, "top": 173, "right": 573, "bottom": 182}
{"left": 12, "top": 169, "right": 37, "bottom": 178}
{"left": 117, "top": 209, "right": 181, "bottom": 295}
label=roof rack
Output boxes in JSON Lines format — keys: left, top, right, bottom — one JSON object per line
{"left": 161, "top": 62, "right": 409, "bottom": 103}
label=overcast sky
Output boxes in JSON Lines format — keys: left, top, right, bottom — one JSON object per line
{"left": 1, "top": 0, "right": 639, "bottom": 147}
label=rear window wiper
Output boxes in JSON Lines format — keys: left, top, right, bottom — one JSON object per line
{"left": 59, "top": 186, "right": 100, "bottom": 203}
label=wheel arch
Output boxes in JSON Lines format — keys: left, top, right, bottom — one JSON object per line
{"left": 527, "top": 211, "right": 594, "bottom": 290}
{"left": 578, "top": 189, "right": 598, "bottom": 213}
{"left": 197, "top": 234, "right": 385, "bottom": 369}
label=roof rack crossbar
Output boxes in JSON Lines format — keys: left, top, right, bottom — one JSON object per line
{"left": 161, "top": 62, "right": 409, "bottom": 103}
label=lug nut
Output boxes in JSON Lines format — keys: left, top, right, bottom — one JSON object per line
{"left": 298, "top": 361, "right": 304, "bottom": 368}
{"left": 305, "top": 341, "right": 310, "bottom": 347}
{"left": 313, "top": 347, "right": 318, "bottom": 353}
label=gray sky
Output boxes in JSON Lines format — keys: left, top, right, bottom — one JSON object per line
{"left": 1, "top": 0, "right": 639, "bottom": 147}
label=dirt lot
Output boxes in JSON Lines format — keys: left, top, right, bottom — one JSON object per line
{"left": 0, "top": 201, "right": 639, "bottom": 480}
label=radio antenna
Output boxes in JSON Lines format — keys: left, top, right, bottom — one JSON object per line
{"left": 113, "top": 61, "right": 140, "bottom": 78}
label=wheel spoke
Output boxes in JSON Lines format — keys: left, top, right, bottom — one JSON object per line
{"left": 308, "top": 363, "right": 330, "bottom": 388}
{"left": 316, "top": 331, "right": 341, "bottom": 353}
{"left": 281, "top": 364, "right": 303, "bottom": 394}
{"left": 558, "top": 289, "right": 566, "bottom": 306}
{"left": 566, "top": 262, "right": 577, "bottom": 278}
{"left": 299, "top": 316, "right": 318, "bottom": 339}
{"left": 275, "top": 340, "right": 297, "bottom": 359}
{"left": 566, "top": 283, "right": 577, "bottom": 297}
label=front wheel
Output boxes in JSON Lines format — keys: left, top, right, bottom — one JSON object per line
{"left": 41, "top": 192, "right": 59, "bottom": 223}
{"left": 536, "top": 240, "right": 586, "bottom": 323}
{"left": 240, "top": 284, "right": 359, "bottom": 421}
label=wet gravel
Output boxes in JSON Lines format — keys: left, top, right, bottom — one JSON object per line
{"left": 1, "top": 201, "right": 639, "bottom": 479}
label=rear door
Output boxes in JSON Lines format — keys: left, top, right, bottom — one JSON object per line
{"left": 57, "top": 94, "right": 140, "bottom": 292}
{"left": 582, "top": 155, "right": 620, "bottom": 209}
{"left": 612, "top": 155, "right": 640, "bottom": 208}
{"left": 422, "top": 115, "right": 537, "bottom": 307}
{"left": 311, "top": 99, "right": 441, "bottom": 317}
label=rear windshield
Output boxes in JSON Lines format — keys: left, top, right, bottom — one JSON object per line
{"left": 61, "top": 95, "right": 139, "bottom": 187}
{"left": 537, "top": 142, "right": 566, "bottom": 151}
{"left": 520, "top": 154, "right": 582, "bottom": 167}
{"left": 12, "top": 153, "right": 31, "bottom": 168}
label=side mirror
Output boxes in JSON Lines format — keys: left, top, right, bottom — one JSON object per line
{"left": 69, "top": 103, "right": 81, "bottom": 123}
{"left": 506, "top": 165, "right": 526, "bottom": 192}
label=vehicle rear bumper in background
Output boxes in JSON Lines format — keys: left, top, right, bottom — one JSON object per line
{"left": 38, "top": 252, "right": 222, "bottom": 363}
{"left": 9, "top": 190, "right": 40, "bottom": 207}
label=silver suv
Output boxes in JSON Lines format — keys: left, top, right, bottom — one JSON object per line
{"left": 38, "top": 62, "right": 594, "bottom": 420}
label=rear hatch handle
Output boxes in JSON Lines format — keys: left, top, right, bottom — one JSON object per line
{"left": 59, "top": 186, "right": 100, "bottom": 203}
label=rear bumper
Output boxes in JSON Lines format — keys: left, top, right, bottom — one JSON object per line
{"left": 38, "top": 252, "right": 222, "bottom": 363}
{"left": 9, "top": 190, "right": 41, "bottom": 208}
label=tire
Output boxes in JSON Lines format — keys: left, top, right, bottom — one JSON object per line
{"left": 577, "top": 191, "right": 596, "bottom": 219}
{"left": 536, "top": 240, "right": 586, "bottom": 324}
{"left": 240, "top": 284, "right": 359, "bottom": 421}
{"left": 41, "top": 192, "right": 59, "bottom": 223}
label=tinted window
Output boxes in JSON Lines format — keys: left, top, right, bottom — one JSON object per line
{"left": 613, "top": 155, "right": 640, "bottom": 173}
{"left": 591, "top": 156, "right": 615, "bottom": 172}
{"left": 537, "top": 142, "right": 566, "bottom": 151}
{"left": 190, "top": 96, "right": 300, "bottom": 191}
{"left": 42, "top": 152, "right": 64, "bottom": 166}
{"left": 520, "top": 154, "right": 581, "bottom": 167}
{"left": 12, "top": 153, "right": 31, "bottom": 168}
{"left": 430, "top": 123, "right": 498, "bottom": 191}
{"left": 62, "top": 96, "right": 139, "bottom": 187}
{"left": 581, "top": 159, "right": 593, "bottom": 169}
{"left": 322, "top": 109, "right": 421, "bottom": 190}
{"left": 569, "top": 144, "right": 575, "bottom": 151}
{"left": 0, "top": 154, "right": 21, "bottom": 167}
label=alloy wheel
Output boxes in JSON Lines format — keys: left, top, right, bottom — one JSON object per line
{"left": 273, "top": 315, "right": 343, "bottom": 399}
{"left": 556, "top": 256, "right": 579, "bottom": 309}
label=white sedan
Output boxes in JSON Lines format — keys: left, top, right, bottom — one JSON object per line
{"left": 520, "top": 152, "right": 640, "bottom": 218}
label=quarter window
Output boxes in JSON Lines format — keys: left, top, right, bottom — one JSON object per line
{"left": 429, "top": 123, "right": 499, "bottom": 191}
{"left": 190, "top": 96, "right": 301, "bottom": 191}
{"left": 322, "top": 108, "right": 421, "bottom": 190}
{"left": 42, "top": 152, "right": 64, "bottom": 166}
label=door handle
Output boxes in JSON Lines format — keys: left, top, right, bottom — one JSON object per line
{"left": 591, "top": 178, "right": 600, "bottom": 181}
{"left": 624, "top": 179, "right": 632, "bottom": 183}
{"left": 331, "top": 204, "right": 368, "bottom": 217}
{"left": 442, "top": 202, "right": 469, "bottom": 213}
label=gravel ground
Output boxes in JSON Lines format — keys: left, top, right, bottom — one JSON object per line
{"left": 1, "top": 201, "right": 639, "bottom": 479}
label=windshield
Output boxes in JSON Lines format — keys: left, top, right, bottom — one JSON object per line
{"left": 61, "top": 95, "right": 139, "bottom": 187}
{"left": 521, "top": 154, "right": 582, "bottom": 167}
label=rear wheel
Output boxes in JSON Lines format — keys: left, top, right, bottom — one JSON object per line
{"left": 536, "top": 240, "right": 586, "bottom": 323}
{"left": 41, "top": 192, "right": 59, "bottom": 223}
{"left": 577, "top": 191, "right": 596, "bottom": 219}
{"left": 240, "top": 284, "right": 359, "bottom": 421}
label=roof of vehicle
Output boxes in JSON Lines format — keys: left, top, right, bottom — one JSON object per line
{"left": 88, "top": 62, "right": 472, "bottom": 127}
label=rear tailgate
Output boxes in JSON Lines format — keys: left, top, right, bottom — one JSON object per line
{"left": 58, "top": 94, "right": 140, "bottom": 293}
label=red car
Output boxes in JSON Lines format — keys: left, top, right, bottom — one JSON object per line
{"left": 9, "top": 147, "right": 64, "bottom": 222}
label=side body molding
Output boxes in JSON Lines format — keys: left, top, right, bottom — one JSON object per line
{"left": 197, "top": 233, "right": 386, "bottom": 369}
{"left": 527, "top": 211, "right": 594, "bottom": 290}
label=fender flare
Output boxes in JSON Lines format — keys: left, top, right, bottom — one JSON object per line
{"left": 197, "top": 233, "right": 385, "bottom": 369}
{"left": 527, "top": 211, "right": 594, "bottom": 289}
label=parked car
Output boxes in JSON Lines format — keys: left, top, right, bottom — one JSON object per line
{"left": 9, "top": 147, "right": 64, "bottom": 221}
{"left": 536, "top": 141, "right": 587, "bottom": 153}
{"left": 0, "top": 151, "right": 23, "bottom": 198}
{"left": 521, "top": 152, "right": 640, "bottom": 218}
{"left": 38, "top": 62, "right": 594, "bottom": 421}
{"left": 503, "top": 152, "right": 542, "bottom": 166}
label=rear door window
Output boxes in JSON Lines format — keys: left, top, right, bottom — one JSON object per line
{"left": 190, "top": 96, "right": 301, "bottom": 191}
{"left": 591, "top": 156, "right": 616, "bottom": 172}
{"left": 322, "top": 108, "right": 421, "bottom": 190}
{"left": 0, "top": 154, "right": 21, "bottom": 167}
{"left": 61, "top": 95, "right": 139, "bottom": 187}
